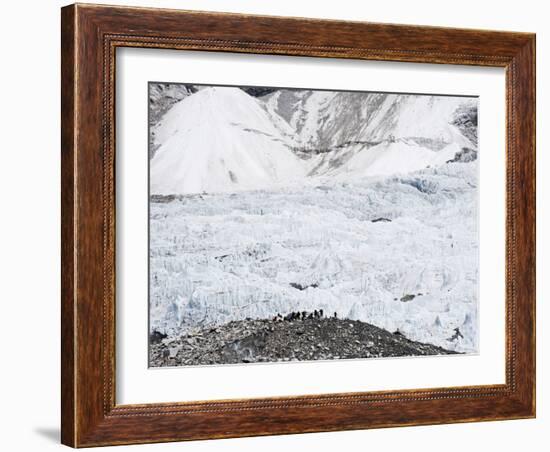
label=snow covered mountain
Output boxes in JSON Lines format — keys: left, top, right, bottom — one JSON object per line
{"left": 150, "top": 87, "right": 306, "bottom": 195}
{"left": 262, "top": 89, "right": 385, "bottom": 149}
{"left": 150, "top": 84, "right": 477, "bottom": 194}
{"left": 262, "top": 89, "right": 477, "bottom": 177}
{"left": 263, "top": 89, "right": 476, "bottom": 149}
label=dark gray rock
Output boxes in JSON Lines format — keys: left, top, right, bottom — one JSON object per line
{"left": 150, "top": 316, "right": 459, "bottom": 367}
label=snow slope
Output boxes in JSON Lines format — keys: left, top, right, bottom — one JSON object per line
{"left": 150, "top": 87, "right": 306, "bottom": 195}
{"left": 149, "top": 83, "right": 196, "bottom": 128}
{"left": 331, "top": 139, "right": 465, "bottom": 179}
{"left": 149, "top": 83, "right": 197, "bottom": 158}
{"left": 363, "top": 95, "right": 476, "bottom": 146}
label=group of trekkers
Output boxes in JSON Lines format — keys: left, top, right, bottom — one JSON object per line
{"left": 273, "top": 309, "right": 338, "bottom": 322}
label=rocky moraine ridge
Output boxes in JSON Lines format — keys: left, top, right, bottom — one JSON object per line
{"left": 149, "top": 312, "right": 459, "bottom": 367}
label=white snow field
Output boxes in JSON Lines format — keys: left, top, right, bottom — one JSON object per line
{"left": 148, "top": 85, "right": 479, "bottom": 354}
{"left": 150, "top": 87, "right": 305, "bottom": 195}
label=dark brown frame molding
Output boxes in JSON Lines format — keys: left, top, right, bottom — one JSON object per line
{"left": 61, "top": 3, "right": 536, "bottom": 447}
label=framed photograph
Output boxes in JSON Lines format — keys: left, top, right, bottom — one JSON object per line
{"left": 61, "top": 3, "right": 536, "bottom": 447}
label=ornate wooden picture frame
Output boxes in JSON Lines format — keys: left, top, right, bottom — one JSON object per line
{"left": 61, "top": 3, "right": 535, "bottom": 447}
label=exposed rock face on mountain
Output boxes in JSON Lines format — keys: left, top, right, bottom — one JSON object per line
{"left": 149, "top": 83, "right": 197, "bottom": 158}
{"left": 451, "top": 103, "right": 478, "bottom": 146}
{"left": 262, "top": 89, "right": 477, "bottom": 178}
{"left": 241, "top": 86, "right": 279, "bottom": 98}
{"left": 262, "top": 90, "right": 476, "bottom": 150}
{"left": 150, "top": 315, "right": 459, "bottom": 366}
{"left": 446, "top": 147, "right": 478, "bottom": 164}
{"left": 149, "top": 83, "right": 197, "bottom": 127}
